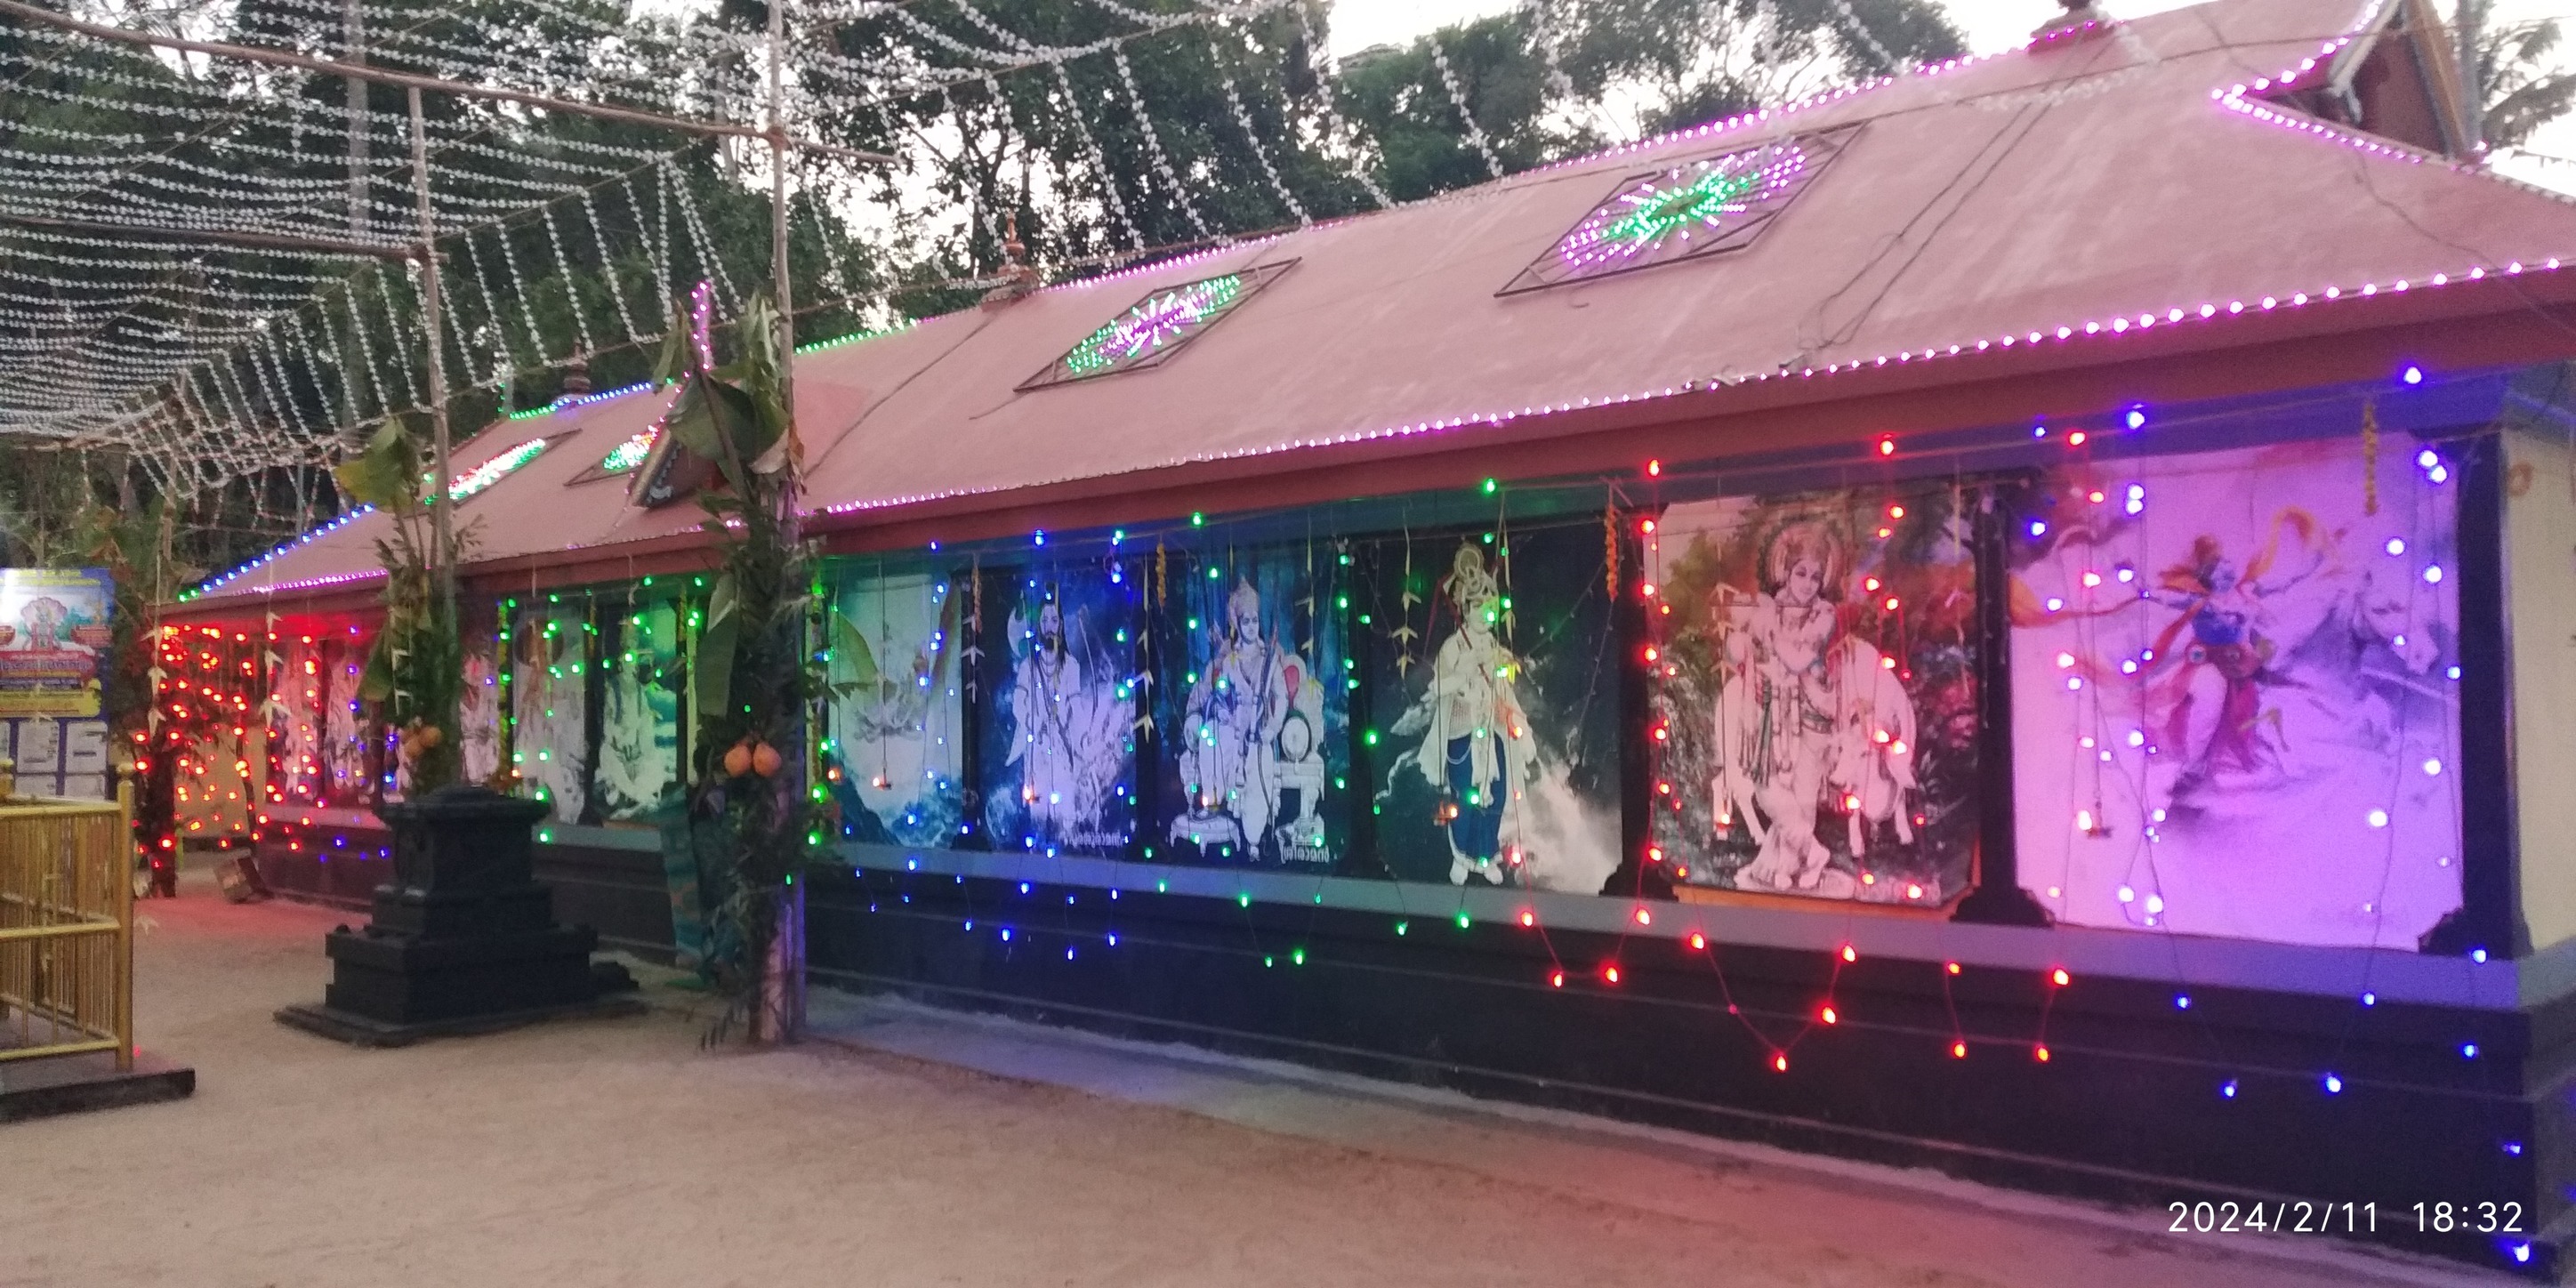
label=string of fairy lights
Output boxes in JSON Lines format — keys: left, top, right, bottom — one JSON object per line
{"left": 126, "top": 9, "right": 2548, "bottom": 1271}
{"left": 6, "top": 0, "right": 1945, "bottom": 497}
{"left": 788, "top": 395, "right": 2509, "bottom": 1157}
{"left": 0, "top": 0, "right": 1349, "bottom": 486}
{"left": 153, "top": 357, "right": 2530, "bottom": 1279}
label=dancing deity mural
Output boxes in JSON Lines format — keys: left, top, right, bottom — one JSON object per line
{"left": 1162, "top": 549, "right": 1343, "bottom": 867}
{"left": 2010, "top": 436, "right": 2462, "bottom": 948}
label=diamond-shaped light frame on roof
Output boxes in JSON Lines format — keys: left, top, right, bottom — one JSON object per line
{"left": 1500, "top": 125, "right": 1859, "bottom": 296}
{"left": 440, "top": 435, "right": 554, "bottom": 503}
{"left": 1019, "top": 260, "right": 1299, "bottom": 391}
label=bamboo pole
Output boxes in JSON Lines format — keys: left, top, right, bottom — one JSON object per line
{"left": 409, "top": 87, "right": 455, "bottom": 631}
{"left": 760, "top": 0, "right": 806, "bottom": 1045}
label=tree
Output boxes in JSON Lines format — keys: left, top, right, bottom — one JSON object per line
{"left": 2467, "top": 3, "right": 2576, "bottom": 149}
{"left": 1336, "top": 15, "right": 1573, "bottom": 201}
{"left": 1333, "top": 0, "right": 1967, "bottom": 195}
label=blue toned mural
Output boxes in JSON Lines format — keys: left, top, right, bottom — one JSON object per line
{"left": 825, "top": 569, "right": 966, "bottom": 848}
{"left": 974, "top": 559, "right": 1142, "bottom": 855}
{"left": 1362, "top": 521, "right": 1624, "bottom": 892}
{"left": 1155, "top": 539, "right": 1348, "bottom": 868}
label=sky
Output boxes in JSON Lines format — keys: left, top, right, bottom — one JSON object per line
{"left": 1327, "top": 0, "right": 2576, "bottom": 193}
{"left": 1324, "top": 0, "right": 2194, "bottom": 59}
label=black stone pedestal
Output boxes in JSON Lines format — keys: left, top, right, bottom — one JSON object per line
{"left": 276, "top": 784, "right": 637, "bottom": 1046}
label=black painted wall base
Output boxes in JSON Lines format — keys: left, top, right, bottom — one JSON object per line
{"left": 250, "top": 824, "right": 2564, "bottom": 1278}
{"left": 804, "top": 863, "right": 2567, "bottom": 1281}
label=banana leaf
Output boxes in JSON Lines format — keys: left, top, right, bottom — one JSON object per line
{"left": 694, "top": 570, "right": 739, "bottom": 721}
{"left": 334, "top": 420, "right": 420, "bottom": 512}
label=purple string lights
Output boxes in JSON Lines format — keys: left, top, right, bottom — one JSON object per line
{"left": 1501, "top": 127, "right": 1852, "bottom": 295}
{"left": 1019, "top": 261, "right": 1298, "bottom": 391}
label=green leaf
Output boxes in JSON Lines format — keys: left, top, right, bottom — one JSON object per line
{"left": 663, "top": 374, "right": 769, "bottom": 495}
{"left": 334, "top": 420, "right": 420, "bottom": 511}
{"left": 357, "top": 632, "right": 397, "bottom": 704}
{"left": 694, "top": 572, "right": 739, "bottom": 720}
{"left": 661, "top": 374, "right": 719, "bottom": 461}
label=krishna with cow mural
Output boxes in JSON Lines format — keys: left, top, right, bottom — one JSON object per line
{"left": 1650, "top": 488, "right": 1984, "bottom": 906}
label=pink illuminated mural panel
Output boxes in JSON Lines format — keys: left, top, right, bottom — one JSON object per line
{"left": 2010, "top": 436, "right": 2464, "bottom": 948}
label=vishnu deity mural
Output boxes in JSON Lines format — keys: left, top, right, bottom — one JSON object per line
{"left": 1372, "top": 533, "right": 1621, "bottom": 892}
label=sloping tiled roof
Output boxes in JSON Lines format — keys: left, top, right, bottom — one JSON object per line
{"left": 188, "top": 0, "right": 2576, "bottom": 609}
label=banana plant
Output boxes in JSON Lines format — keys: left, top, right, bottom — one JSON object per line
{"left": 334, "top": 418, "right": 472, "bottom": 794}
{"left": 656, "top": 288, "right": 822, "bottom": 1043}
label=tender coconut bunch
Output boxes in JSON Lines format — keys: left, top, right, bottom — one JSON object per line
{"left": 721, "top": 738, "right": 784, "bottom": 779}
{"left": 397, "top": 718, "right": 445, "bottom": 762}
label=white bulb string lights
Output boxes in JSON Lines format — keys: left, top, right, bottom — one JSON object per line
{"left": 1427, "top": 32, "right": 1508, "bottom": 182}
{"left": 368, "top": 269, "right": 423, "bottom": 412}
{"left": 541, "top": 205, "right": 597, "bottom": 358}
{"left": 1, "top": 0, "right": 1367, "bottom": 473}
{"left": 1110, "top": 46, "right": 1218, "bottom": 243}
{"left": 1214, "top": 51, "right": 1309, "bottom": 227}
{"left": 664, "top": 157, "right": 743, "bottom": 316}
{"left": 582, "top": 188, "right": 648, "bottom": 346}
{"left": 1050, "top": 59, "right": 1147, "bottom": 251}
{"left": 458, "top": 225, "right": 527, "bottom": 374}
{"left": 1288, "top": 0, "right": 1393, "bottom": 210}
{"left": 488, "top": 221, "right": 556, "bottom": 367}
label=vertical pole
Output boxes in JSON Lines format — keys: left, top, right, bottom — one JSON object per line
{"left": 2456, "top": 0, "right": 2485, "bottom": 154}
{"left": 408, "top": 86, "right": 455, "bottom": 625}
{"left": 767, "top": 0, "right": 796, "bottom": 439}
{"left": 344, "top": 0, "right": 366, "bottom": 235}
{"left": 113, "top": 784, "right": 133, "bottom": 1069}
{"left": 761, "top": 0, "right": 805, "bottom": 1042}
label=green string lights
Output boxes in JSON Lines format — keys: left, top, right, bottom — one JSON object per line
{"left": 1067, "top": 274, "right": 1244, "bottom": 377}
{"left": 1501, "top": 126, "right": 1854, "bottom": 295}
{"left": 443, "top": 438, "right": 551, "bottom": 503}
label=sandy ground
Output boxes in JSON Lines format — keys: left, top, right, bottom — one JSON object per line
{"left": 0, "top": 873, "right": 2503, "bottom": 1288}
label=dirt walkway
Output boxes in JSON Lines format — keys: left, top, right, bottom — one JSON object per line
{"left": 1, "top": 877, "right": 2492, "bottom": 1288}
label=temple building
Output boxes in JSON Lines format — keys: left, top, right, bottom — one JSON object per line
{"left": 161, "top": 0, "right": 2576, "bottom": 1273}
